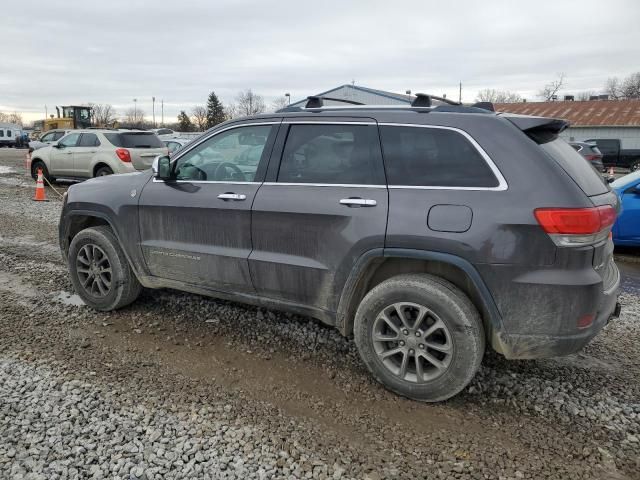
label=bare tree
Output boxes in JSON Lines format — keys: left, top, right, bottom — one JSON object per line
{"left": 191, "top": 105, "right": 208, "bottom": 131}
{"left": 0, "top": 112, "right": 23, "bottom": 125}
{"left": 89, "top": 103, "right": 117, "bottom": 127}
{"left": 538, "top": 73, "right": 566, "bottom": 101}
{"left": 605, "top": 73, "right": 640, "bottom": 100}
{"left": 271, "top": 96, "right": 290, "bottom": 112}
{"left": 475, "top": 89, "right": 523, "bottom": 103}
{"left": 123, "top": 107, "right": 146, "bottom": 127}
{"left": 234, "top": 89, "right": 266, "bottom": 117}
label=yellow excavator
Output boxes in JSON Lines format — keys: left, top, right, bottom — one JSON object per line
{"left": 41, "top": 105, "right": 93, "bottom": 132}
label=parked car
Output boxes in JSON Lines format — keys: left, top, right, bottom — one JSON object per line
{"left": 611, "top": 170, "right": 640, "bottom": 246}
{"left": 151, "top": 128, "right": 175, "bottom": 136}
{"left": 584, "top": 138, "right": 640, "bottom": 172}
{"left": 30, "top": 130, "right": 168, "bottom": 182}
{"left": 163, "top": 137, "right": 192, "bottom": 156}
{"left": 29, "top": 129, "right": 72, "bottom": 151}
{"left": 569, "top": 141, "right": 604, "bottom": 172}
{"left": 59, "top": 99, "right": 621, "bottom": 402}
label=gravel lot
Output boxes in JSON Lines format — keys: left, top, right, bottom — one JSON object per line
{"left": 0, "top": 148, "right": 638, "bottom": 479}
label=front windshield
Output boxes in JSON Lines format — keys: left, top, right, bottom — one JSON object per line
{"left": 611, "top": 170, "right": 640, "bottom": 189}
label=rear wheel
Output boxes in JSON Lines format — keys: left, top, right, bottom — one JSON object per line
{"left": 95, "top": 165, "right": 113, "bottom": 177}
{"left": 68, "top": 226, "right": 141, "bottom": 311}
{"left": 30, "top": 160, "right": 55, "bottom": 183}
{"left": 354, "top": 274, "right": 485, "bottom": 402}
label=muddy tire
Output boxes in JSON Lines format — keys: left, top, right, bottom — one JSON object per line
{"left": 30, "top": 160, "right": 55, "bottom": 183}
{"left": 68, "top": 226, "right": 141, "bottom": 311}
{"left": 354, "top": 274, "right": 485, "bottom": 402}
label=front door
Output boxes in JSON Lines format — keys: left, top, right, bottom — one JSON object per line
{"left": 138, "top": 122, "right": 280, "bottom": 293}
{"left": 50, "top": 132, "right": 81, "bottom": 176}
{"left": 249, "top": 120, "right": 388, "bottom": 312}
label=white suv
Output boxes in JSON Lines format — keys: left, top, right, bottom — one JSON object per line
{"left": 29, "top": 130, "right": 168, "bottom": 182}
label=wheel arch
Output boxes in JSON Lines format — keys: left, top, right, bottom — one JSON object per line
{"left": 336, "top": 248, "right": 504, "bottom": 343}
{"left": 92, "top": 162, "right": 113, "bottom": 177}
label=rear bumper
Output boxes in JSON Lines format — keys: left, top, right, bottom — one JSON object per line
{"left": 485, "top": 260, "right": 621, "bottom": 359}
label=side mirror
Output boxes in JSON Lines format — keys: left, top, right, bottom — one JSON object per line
{"left": 152, "top": 155, "right": 172, "bottom": 180}
{"left": 606, "top": 176, "right": 615, "bottom": 184}
{"left": 53, "top": 143, "right": 63, "bottom": 149}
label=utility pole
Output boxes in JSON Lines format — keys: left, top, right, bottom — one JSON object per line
{"left": 133, "top": 98, "right": 137, "bottom": 126}
{"left": 459, "top": 82, "right": 462, "bottom": 103}
{"left": 152, "top": 97, "right": 156, "bottom": 128}
{"left": 161, "top": 100, "right": 164, "bottom": 126}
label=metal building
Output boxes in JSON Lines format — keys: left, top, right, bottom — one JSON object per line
{"left": 496, "top": 99, "right": 640, "bottom": 149}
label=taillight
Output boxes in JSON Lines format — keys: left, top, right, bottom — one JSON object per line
{"left": 585, "top": 154, "right": 603, "bottom": 161}
{"left": 534, "top": 205, "right": 616, "bottom": 247}
{"left": 115, "top": 148, "right": 131, "bottom": 162}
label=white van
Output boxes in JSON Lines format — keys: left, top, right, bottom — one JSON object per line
{"left": 0, "top": 124, "right": 17, "bottom": 147}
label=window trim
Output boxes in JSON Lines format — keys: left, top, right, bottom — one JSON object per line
{"left": 379, "top": 123, "right": 508, "bottom": 191}
{"left": 153, "top": 121, "right": 280, "bottom": 184}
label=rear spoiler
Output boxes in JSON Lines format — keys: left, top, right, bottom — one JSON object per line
{"left": 499, "top": 113, "right": 569, "bottom": 144}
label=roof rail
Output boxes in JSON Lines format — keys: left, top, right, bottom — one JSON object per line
{"left": 305, "top": 96, "right": 364, "bottom": 108}
{"left": 411, "top": 93, "right": 462, "bottom": 108}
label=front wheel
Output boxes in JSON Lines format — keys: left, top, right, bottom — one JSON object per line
{"left": 68, "top": 226, "right": 141, "bottom": 311}
{"left": 354, "top": 274, "right": 485, "bottom": 402}
{"left": 30, "top": 160, "right": 55, "bottom": 183}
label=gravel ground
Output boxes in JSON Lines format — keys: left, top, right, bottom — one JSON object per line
{"left": 0, "top": 148, "right": 638, "bottom": 479}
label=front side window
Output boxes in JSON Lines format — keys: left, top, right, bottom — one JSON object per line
{"left": 7, "top": 130, "right": 11, "bottom": 137}
{"left": 0, "top": 130, "right": 3, "bottom": 138}
{"left": 380, "top": 126, "right": 499, "bottom": 188}
{"left": 53, "top": 132, "right": 66, "bottom": 141}
{"left": 40, "top": 132, "right": 55, "bottom": 142}
{"left": 277, "top": 124, "right": 385, "bottom": 185}
{"left": 58, "top": 133, "right": 81, "bottom": 147}
{"left": 174, "top": 125, "right": 274, "bottom": 182}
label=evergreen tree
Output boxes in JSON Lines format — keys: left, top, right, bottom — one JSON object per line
{"left": 205, "top": 91, "right": 226, "bottom": 129}
{"left": 177, "top": 111, "right": 193, "bottom": 132}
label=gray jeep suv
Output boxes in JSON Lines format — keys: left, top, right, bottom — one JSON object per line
{"left": 59, "top": 95, "right": 621, "bottom": 402}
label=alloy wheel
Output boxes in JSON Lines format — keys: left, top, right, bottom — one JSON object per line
{"left": 76, "top": 244, "right": 112, "bottom": 298}
{"left": 372, "top": 302, "right": 453, "bottom": 383}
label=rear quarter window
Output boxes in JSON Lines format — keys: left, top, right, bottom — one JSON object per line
{"left": 105, "top": 132, "right": 163, "bottom": 148}
{"left": 541, "top": 139, "right": 609, "bottom": 196}
{"left": 379, "top": 126, "right": 499, "bottom": 188}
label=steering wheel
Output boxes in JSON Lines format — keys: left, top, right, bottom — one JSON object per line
{"left": 214, "top": 162, "right": 244, "bottom": 181}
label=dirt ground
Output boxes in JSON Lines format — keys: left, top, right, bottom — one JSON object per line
{"left": 0, "top": 148, "right": 638, "bottom": 479}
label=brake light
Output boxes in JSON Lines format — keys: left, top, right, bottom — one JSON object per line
{"left": 585, "top": 154, "right": 603, "bottom": 161}
{"left": 115, "top": 148, "right": 131, "bottom": 162}
{"left": 534, "top": 205, "right": 616, "bottom": 247}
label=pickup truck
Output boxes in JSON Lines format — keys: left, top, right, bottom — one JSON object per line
{"left": 584, "top": 138, "right": 640, "bottom": 171}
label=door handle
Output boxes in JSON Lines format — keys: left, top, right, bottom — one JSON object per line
{"left": 218, "top": 193, "right": 247, "bottom": 201}
{"left": 339, "top": 198, "right": 377, "bottom": 207}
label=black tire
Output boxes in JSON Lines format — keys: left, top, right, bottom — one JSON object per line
{"left": 95, "top": 165, "right": 113, "bottom": 177}
{"left": 354, "top": 274, "right": 485, "bottom": 402}
{"left": 631, "top": 162, "right": 640, "bottom": 172}
{"left": 30, "top": 160, "right": 55, "bottom": 183}
{"left": 68, "top": 226, "right": 142, "bottom": 311}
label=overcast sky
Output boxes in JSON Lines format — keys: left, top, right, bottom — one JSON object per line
{"left": 2, "top": 0, "right": 639, "bottom": 123}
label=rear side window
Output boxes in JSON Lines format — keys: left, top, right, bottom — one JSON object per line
{"left": 78, "top": 133, "right": 100, "bottom": 147}
{"left": 0, "top": 130, "right": 3, "bottom": 138}
{"left": 278, "top": 124, "right": 385, "bottom": 185}
{"left": 104, "top": 132, "right": 163, "bottom": 148}
{"left": 541, "top": 139, "right": 609, "bottom": 196}
{"left": 380, "top": 126, "right": 499, "bottom": 188}
{"left": 7, "top": 130, "right": 11, "bottom": 137}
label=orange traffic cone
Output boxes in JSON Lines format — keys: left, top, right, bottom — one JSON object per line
{"left": 33, "top": 168, "right": 48, "bottom": 202}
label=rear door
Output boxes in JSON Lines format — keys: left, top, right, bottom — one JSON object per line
{"left": 105, "top": 132, "right": 167, "bottom": 170}
{"left": 50, "top": 132, "right": 81, "bottom": 176}
{"left": 74, "top": 133, "right": 101, "bottom": 177}
{"left": 249, "top": 119, "right": 388, "bottom": 312}
{"left": 138, "top": 121, "right": 280, "bottom": 293}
